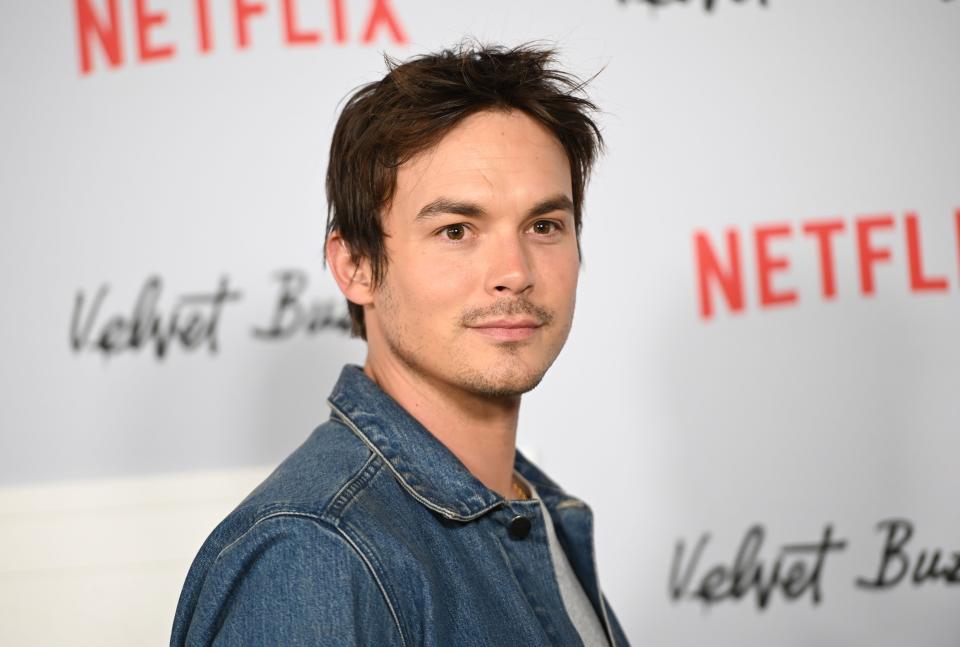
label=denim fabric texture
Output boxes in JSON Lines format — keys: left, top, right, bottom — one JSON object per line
{"left": 171, "top": 364, "right": 630, "bottom": 646}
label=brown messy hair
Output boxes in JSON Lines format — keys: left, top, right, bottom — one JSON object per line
{"left": 324, "top": 41, "right": 604, "bottom": 339}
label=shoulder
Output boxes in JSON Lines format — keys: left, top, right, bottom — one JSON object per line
{"left": 174, "top": 514, "right": 404, "bottom": 646}
{"left": 172, "top": 418, "right": 406, "bottom": 646}
{"left": 180, "top": 415, "right": 372, "bottom": 573}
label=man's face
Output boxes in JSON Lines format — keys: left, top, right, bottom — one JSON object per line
{"left": 364, "top": 109, "right": 580, "bottom": 398}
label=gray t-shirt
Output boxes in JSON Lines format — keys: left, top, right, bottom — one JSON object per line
{"left": 519, "top": 474, "right": 610, "bottom": 647}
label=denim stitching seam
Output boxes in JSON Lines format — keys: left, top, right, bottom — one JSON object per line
{"left": 328, "top": 400, "right": 501, "bottom": 521}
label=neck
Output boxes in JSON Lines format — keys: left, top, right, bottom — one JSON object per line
{"left": 363, "top": 353, "right": 520, "bottom": 500}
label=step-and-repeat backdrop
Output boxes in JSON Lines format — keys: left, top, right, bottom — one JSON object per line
{"left": 2, "top": 1, "right": 958, "bottom": 645}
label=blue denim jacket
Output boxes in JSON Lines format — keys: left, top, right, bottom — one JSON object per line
{"left": 172, "top": 365, "right": 630, "bottom": 646}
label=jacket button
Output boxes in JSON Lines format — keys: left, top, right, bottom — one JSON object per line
{"left": 508, "top": 515, "right": 531, "bottom": 540}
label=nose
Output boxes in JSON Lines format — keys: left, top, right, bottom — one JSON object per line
{"left": 485, "top": 234, "right": 534, "bottom": 296}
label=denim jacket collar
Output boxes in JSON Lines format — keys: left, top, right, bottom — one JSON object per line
{"left": 326, "top": 364, "right": 581, "bottom": 521}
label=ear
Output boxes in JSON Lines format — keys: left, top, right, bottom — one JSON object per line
{"left": 326, "top": 231, "right": 374, "bottom": 306}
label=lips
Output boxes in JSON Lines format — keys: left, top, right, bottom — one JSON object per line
{"left": 467, "top": 318, "right": 542, "bottom": 341}
{"left": 470, "top": 318, "right": 541, "bottom": 329}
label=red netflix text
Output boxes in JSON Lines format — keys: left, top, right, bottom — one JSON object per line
{"left": 75, "top": 0, "right": 408, "bottom": 75}
{"left": 694, "top": 209, "right": 960, "bottom": 320}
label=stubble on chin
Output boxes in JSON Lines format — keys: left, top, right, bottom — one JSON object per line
{"left": 455, "top": 358, "right": 545, "bottom": 398}
{"left": 376, "top": 286, "right": 571, "bottom": 399}
{"left": 456, "top": 300, "right": 575, "bottom": 398}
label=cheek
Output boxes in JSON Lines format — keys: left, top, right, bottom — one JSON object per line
{"left": 391, "top": 252, "right": 476, "bottom": 316}
{"left": 539, "top": 246, "right": 580, "bottom": 299}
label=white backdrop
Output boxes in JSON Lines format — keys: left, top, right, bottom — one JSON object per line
{"left": 2, "top": 1, "right": 959, "bottom": 645}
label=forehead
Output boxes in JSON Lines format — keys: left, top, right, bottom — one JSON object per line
{"left": 391, "top": 109, "right": 572, "bottom": 211}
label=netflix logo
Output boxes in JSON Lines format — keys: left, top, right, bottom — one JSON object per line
{"left": 75, "top": 0, "right": 408, "bottom": 75}
{"left": 693, "top": 208, "right": 960, "bottom": 320}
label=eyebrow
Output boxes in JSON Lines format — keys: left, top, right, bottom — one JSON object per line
{"left": 414, "top": 194, "right": 574, "bottom": 221}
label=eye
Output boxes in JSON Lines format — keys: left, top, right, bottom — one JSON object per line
{"left": 531, "top": 220, "right": 560, "bottom": 235}
{"left": 442, "top": 223, "right": 466, "bottom": 241}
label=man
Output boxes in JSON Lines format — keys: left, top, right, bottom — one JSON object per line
{"left": 172, "top": 43, "right": 630, "bottom": 646}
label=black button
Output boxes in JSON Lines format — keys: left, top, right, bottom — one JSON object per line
{"left": 508, "top": 515, "right": 531, "bottom": 540}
